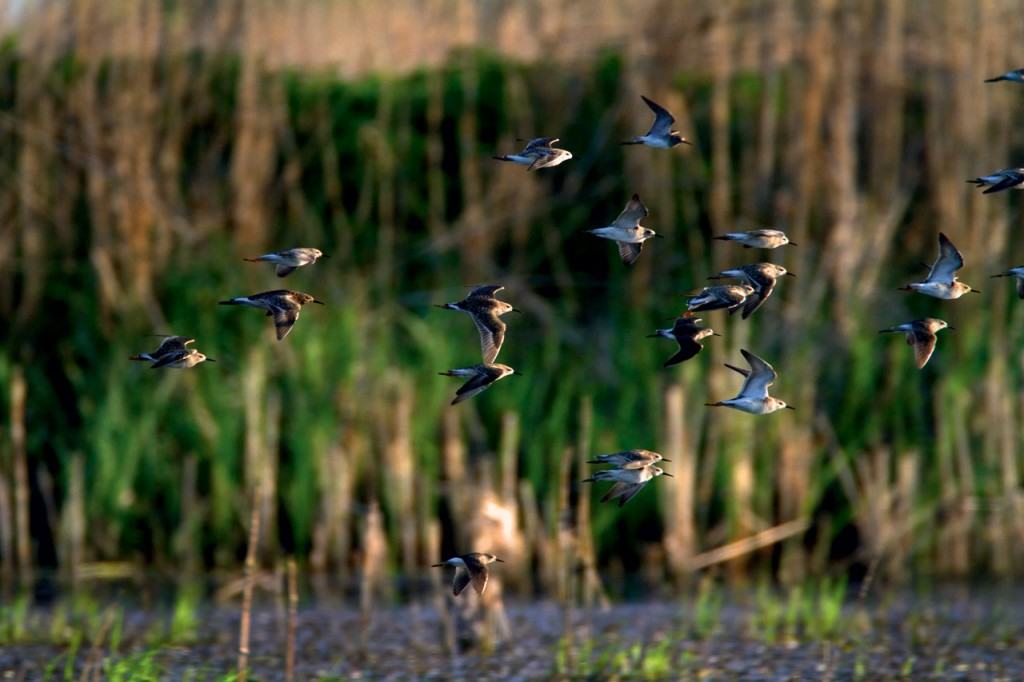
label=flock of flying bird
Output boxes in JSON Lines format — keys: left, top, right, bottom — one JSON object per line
{"left": 129, "top": 80, "right": 1024, "bottom": 595}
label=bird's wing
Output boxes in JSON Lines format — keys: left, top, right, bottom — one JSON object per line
{"left": 664, "top": 336, "right": 702, "bottom": 367}
{"left": 451, "top": 370, "right": 496, "bottom": 404}
{"left": 275, "top": 265, "right": 297, "bottom": 278}
{"left": 522, "top": 136, "right": 558, "bottom": 152}
{"left": 1016, "top": 277, "right": 1024, "bottom": 299}
{"left": 982, "top": 170, "right": 1024, "bottom": 193}
{"left": 614, "top": 449, "right": 658, "bottom": 468}
{"left": 527, "top": 151, "right": 563, "bottom": 170}
{"left": 155, "top": 336, "right": 193, "bottom": 354}
{"left": 467, "top": 284, "right": 504, "bottom": 299}
{"left": 926, "top": 233, "right": 964, "bottom": 283}
{"left": 612, "top": 194, "right": 649, "bottom": 228}
{"left": 616, "top": 241, "right": 644, "bottom": 265}
{"left": 641, "top": 95, "right": 675, "bottom": 136}
{"left": 470, "top": 311, "right": 506, "bottom": 364}
{"left": 272, "top": 305, "right": 301, "bottom": 340}
{"left": 452, "top": 567, "right": 472, "bottom": 596}
{"left": 910, "top": 329, "right": 938, "bottom": 368}
{"left": 737, "top": 349, "right": 777, "bottom": 398}
{"left": 600, "top": 481, "right": 647, "bottom": 507}
{"left": 150, "top": 349, "right": 190, "bottom": 369}
{"left": 740, "top": 276, "right": 776, "bottom": 319}
{"left": 462, "top": 556, "right": 491, "bottom": 594}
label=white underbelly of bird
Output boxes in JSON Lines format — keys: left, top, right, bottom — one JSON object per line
{"left": 589, "top": 227, "right": 646, "bottom": 243}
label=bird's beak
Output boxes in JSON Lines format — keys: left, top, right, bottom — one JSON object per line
{"left": 511, "top": 307, "right": 522, "bottom": 313}
{"left": 969, "top": 290, "right": 982, "bottom": 294}
{"left": 653, "top": 233, "right": 665, "bottom": 239}
{"left": 313, "top": 299, "right": 326, "bottom": 305}
{"left": 788, "top": 242, "right": 798, "bottom": 246}
{"left": 513, "top": 371, "right": 523, "bottom": 376}
{"left": 785, "top": 272, "right": 797, "bottom": 278}
{"left": 206, "top": 358, "right": 217, "bottom": 362}
{"left": 947, "top": 326, "right": 956, "bottom": 331}
{"left": 785, "top": 405, "right": 796, "bottom": 410}
{"left": 681, "top": 140, "right": 692, "bottom": 145}
{"left": 660, "top": 458, "right": 672, "bottom": 463}
{"left": 495, "top": 558, "right": 505, "bottom": 563}
{"left": 711, "top": 332, "right": 722, "bottom": 336}
{"left": 662, "top": 472, "right": 674, "bottom": 477}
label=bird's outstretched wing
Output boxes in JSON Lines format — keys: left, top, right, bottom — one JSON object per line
{"left": 612, "top": 194, "right": 648, "bottom": 228}
{"left": 641, "top": 95, "right": 675, "bottom": 136}
{"left": 926, "top": 233, "right": 964, "bottom": 284}
{"left": 470, "top": 311, "right": 506, "bottom": 363}
{"left": 736, "top": 349, "right": 777, "bottom": 399}
{"left": 910, "top": 329, "right": 938, "bottom": 368}
{"left": 616, "top": 241, "right": 644, "bottom": 265}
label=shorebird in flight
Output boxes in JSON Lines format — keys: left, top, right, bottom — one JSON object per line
{"left": 967, "top": 168, "right": 1024, "bottom": 194}
{"left": 588, "top": 194, "right": 661, "bottom": 265}
{"left": 244, "top": 248, "right": 323, "bottom": 277}
{"left": 493, "top": 137, "right": 572, "bottom": 170}
{"left": 587, "top": 449, "right": 670, "bottom": 469}
{"left": 130, "top": 335, "right": 195, "bottom": 363}
{"left": 878, "top": 318, "right": 951, "bottom": 369}
{"left": 648, "top": 314, "right": 719, "bottom": 366}
{"left": 150, "top": 348, "right": 214, "bottom": 369}
{"left": 583, "top": 464, "right": 671, "bottom": 507}
{"left": 219, "top": 289, "right": 324, "bottom": 340}
{"left": 899, "top": 233, "right": 979, "bottom": 299}
{"left": 432, "top": 553, "right": 504, "bottom": 596}
{"left": 991, "top": 267, "right": 1024, "bottom": 298}
{"left": 712, "top": 229, "right": 796, "bottom": 249}
{"left": 706, "top": 349, "right": 793, "bottom": 415}
{"left": 708, "top": 263, "right": 795, "bottom": 319}
{"left": 621, "top": 95, "right": 690, "bottom": 148}
{"left": 439, "top": 363, "right": 518, "bottom": 405}
{"left": 686, "top": 284, "right": 755, "bottom": 313}
{"left": 436, "top": 285, "right": 517, "bottom": 363}
{"left": 985, "top": 68, "right": 1024, "bottom": 84}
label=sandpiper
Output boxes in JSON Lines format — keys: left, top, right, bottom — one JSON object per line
{"left": 878, "top": 318, "right": 951, "bottom": 369}
{"left": 243, "top": 248, "right": 323, "bottom": 277}
{"left": 648, "top": 314, "right": 719, "bottom": 366}
{"left": 985, "top": 68, "right": 1024, "bottom": 84}
{"left": 991, "top": 267, "right": 1024, "bottom": 298}
{"left": 432, "top": 553, "right": 504, "bottom": 596}
{"left": 130, "top": 335, "right": 195, "bottom": 363}
{"left": 686, "top": 284, "right": 755, "bottom": 313}
{"left": 150, "top": 348, "right": 215, "bottom": 369}
{"left": 587, "top": 449, "right": 669, "bottom": 469}
{"left": 588, "top": 194, "right": 661, "bottom": 265}
{"left": 708, "top": 263, "right": 795, "bottom": 319}
{"left": 712, "top": 229, "right": 796, "bottom": 249}
{"left": 436, "top": 285, "right": 518, "bottom": 363}
{"left": 621, "top": 95, "right": 690, "bottom": 148}
{"left": 493, "top": 137, "right": 572, "bottom": 170}
{"left": 706, "top": 349, "right": 793, "bottom": 415}
{"left": 582, "top": 465, "right": 672, "bottom": 507}
{"left": 439, "top": 363, "right": 518, "bottom": 405}
{"left": 967, "top": 168, "right": 1024, "bottom": 194}
{"left": 219, "top": 289, "right": 324, "bottom": 340}
{"left": 899, "top": 233, "right": 979, "bottom": 299}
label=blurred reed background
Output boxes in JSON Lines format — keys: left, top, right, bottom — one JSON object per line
{"left": 2, "top": 0, "right": 1024, "bottom": 599}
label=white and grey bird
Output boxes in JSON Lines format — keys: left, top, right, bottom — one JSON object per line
{"left": 712, "top": 229, "right": 796, "bottom": 249}
{"left": 686, "top": 284, "right": 755, "bottom": 313}
{"left": 621, "top": 95, "right": 690, "bottom": 148}
{"left": 582, "top": 465, "right": 672, "bottom": 507}
{"left": 648, "top": 314, "right": 719, "bottom": 367}
{"left": 431, "top": 553, "right": 504, "bottom": 596}
{"left": 967, "top": 168, "right": 1024, "bottom": 194}
{"left": 219, "top": 289, "right": 324, "bottom": 340}
{"left": 244, "top": 247, "right": 324, "bottom": 277}
{"left": 493, "top": 137, "right": 572, "bottom": 170}
{"left": 985, "top": 68, "right": 1024, "bottom": 84}
{"left": 899, "top": 233, "right": 979, "bottom": 300}
{"left": 991, "top": 267, "right": 1024, "bottom": 298}
{"left": 439, "top": 363, "right": 518, "bottom": 405}
{"left": 708, "top": 263, "right": 795, "bottom": 319}
{"left": 149, "top": 348, "right": 215, "bottom": 369}
{"left": 878, "top": 318, "right": 951, "bottom": 369}
{"left": 130, "top": 335, "right": 195, "bottom": 363}
{"left": 705, "top": 349, "right": 793, "bottom": 415}
{"left": 436, "top": 285, "right": 518, "bottom": 363}
{"left": 587, "top": 449, "right": 670, "bottom": 469}
{"left": 588, "top": 193, "right": 661, "bottom": 265}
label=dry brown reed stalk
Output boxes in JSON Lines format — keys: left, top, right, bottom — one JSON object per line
{"left": 59, "top": 453, "right": 86, "bottom": 583}
{"left": 662, "top": 384, "right": 696, "bottom": 585}
{"left": 426, "top": 520, "right": 457, "bottom": 656}
{"left": 358, "top": 499, "right": 388, "bottom": 660}
{"left": 574, "top": 397, "right": 607, "bottom": 609}
{"left": 285, "top": 557, "right": 298, "bottom": 682}
{"left": 557, "top": 444, "right": 576, "bottom": 673}
{"left": 9, "top": 367, "right": 30, "bottom": 585}
{"left": 238, "top": 484, "right": 262, "bottom": 682}
{"left": 686, "top": 518, "right": 810, "bottom": 572}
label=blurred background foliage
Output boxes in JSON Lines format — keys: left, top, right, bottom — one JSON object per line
{"left": 2, "top": 0, "right": 1024, "bottom": 596}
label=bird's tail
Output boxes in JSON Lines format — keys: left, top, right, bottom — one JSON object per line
{"left": 966, "top": 178, "right": 984, "bottom": 185}
{"left": 711, "top": 235, "right": 730, "bottom": 241}
{"left": 218, "top": 298, "right": 242, "bottom": 305}
{"left": 129, "top": 354, "right": 151, "bottom": 362}
{"left": 492, "top": 155, "right": 512, "bottom": 162}
{"left": 985, "top": 76, "right": 1006, "bottom": 83}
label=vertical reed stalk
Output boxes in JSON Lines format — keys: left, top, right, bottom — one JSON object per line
{"left": 237, "top": 484, "right": 262, "bottom": 682}
{"left": 285, "top": 557, "right": 298, "bottom": 682}
{"left": 9, "top": 367, "right": 30, "bottom": 584}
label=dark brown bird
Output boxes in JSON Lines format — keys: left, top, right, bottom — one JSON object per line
{"left": 436, "top": 285, "right": 518, "bottom": 363}
{"left": 647, "top": 315, "right": 719, "bottom": 367}
{"left": 431, "top": 553, "right": 504, "bottom": 596}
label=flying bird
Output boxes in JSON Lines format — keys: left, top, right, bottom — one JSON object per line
{"left": 878, "top": 318, "right": 951, "bottom": 369}
{"left": 648, "top": 315, "right": 719, "bottom": 366}
{"left": 432, "top": 553, "right": 504, "bottom": 596}
{"left": 984, "top": 68, "right": 1024, "bottom": 84}
{"left": 712, "top": 229, "right": 796, "bottom": 249}
{"left": 130, "top": 335, "right": 195, "bottom": 363}
{"left": 219, "top": 289, "right": 324, "bottom": 340}
{"left": 621, "top": 95, "right": 690, "bottom": 148}
{"left": 244, "top": 247, "right": 324, "bottom": 277}
{"left": 899, "top": 233, "right": 979, "bottom": 299}
{"left": 439, "top": 363, "right": 518, "bottom": 405}
{"left": 150, "top": 349, "right": 215, "bottom": 369}
{"left": 436, "top": 285, "right": 517, "bottom": 363}
{"left": 586, "top": 449, "right": 670, "bottom": 469}
{"left": 708, "top": 263, "right": 795, "bottom": 319}
{"left": 705, "top": 349, "right": 793, "bottom": 415}
{"left": 582, "top": 465, "right": 672, "bottom": 507}
{"left": 967, "top": 168, "right": 1024, "bottom": 194}
{"left": 587, "top": 194, "right": 661, "bottom": 265}
{"left": 493, "top": 137, "right": 572, "bottom": 170}
{"left": 991, "top": 267, "right": 1024, "bottom": 298}
{"left": 686, "top": 284, "right": 755, "bottom": 313}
